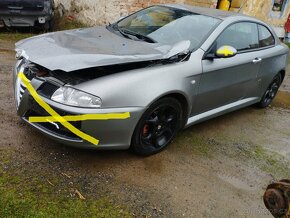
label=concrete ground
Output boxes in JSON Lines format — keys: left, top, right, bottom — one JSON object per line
{"left": 0, "top": 37, "right": 289, "bottom": 217}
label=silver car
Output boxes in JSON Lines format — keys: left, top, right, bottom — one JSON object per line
{"left": 14, "top": 4, "right": 289, "bottom": 155}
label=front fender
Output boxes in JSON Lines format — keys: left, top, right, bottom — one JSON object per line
{"left": 75, "top": 49, "right": 204, "bottom": 114}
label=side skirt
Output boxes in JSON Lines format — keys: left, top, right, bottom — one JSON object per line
{"left": 185, "top": 97, "right": 260, "bottom": 128}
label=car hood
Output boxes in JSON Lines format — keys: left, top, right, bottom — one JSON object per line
{"left": 16, "top": 26, "right": 190, "bottom": 72}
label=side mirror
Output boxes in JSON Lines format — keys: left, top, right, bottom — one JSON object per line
{"left": 215, "top": 45, "right": 237, "bottom": 58}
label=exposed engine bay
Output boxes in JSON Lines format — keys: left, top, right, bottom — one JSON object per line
{"left": 20, "top": 50, "right": 190, "bottom": 87}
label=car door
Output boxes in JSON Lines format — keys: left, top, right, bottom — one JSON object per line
{"left": 193, "top": 22, "right": 262, "bottom": 115}
{"left": 255, "top": 24, "right": 278, "bottom": 96}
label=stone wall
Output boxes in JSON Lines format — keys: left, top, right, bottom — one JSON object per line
{"left": 54, "top": 0, "right": 218, "bottom": 25}
{"left": 185, "top": 0, "right": 218, "bottom": 8}
{"left": 242, "top": 0, "right": 290, "bottom": 27}
{"left": 54, "top": 0, "right": 290, "bottom": 27}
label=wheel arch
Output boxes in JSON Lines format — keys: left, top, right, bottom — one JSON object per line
{"left": 147, "top": 91, "right": 191, "bottom": 128}
{"left": 130, "top": 91, "right": 191, "bottom": 153}
{"left": 279, "top": 69, "right": 286, "bottom": 82}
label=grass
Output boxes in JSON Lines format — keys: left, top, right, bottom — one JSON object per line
{"left": 175, "top": 130, "right": 290, "bottom": 179}
{"left": 252, "top": 146, "right": 290, "bottom": 178}
{"left": 0, "top": 155, "right": 131, "bottom": 218}
{"left": 0, "top": 190, "right": 130, "bottom": 217}
{"left": 0, "top": 32, "right": 35, "bottom": 42}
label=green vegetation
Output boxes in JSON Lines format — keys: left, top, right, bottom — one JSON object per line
{"left": 175, "top": 130, "right": 290, "bottom": 178}
{"left": 252, "top": 146, "right": 290, "bottom": 178}
{"left": 174, "top": 131, "right": 212, "bottom": 156}
{"left": 0, "top": 33, "right": 35, "bottom": 42}
{"left": 0, "top": 155, "right": 131, "bottom": 218}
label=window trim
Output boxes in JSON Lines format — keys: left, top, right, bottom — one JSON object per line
{"left": 270, "top": 0, "right": 289, "bottom": 18}
{"left": 257, "top": 24, "right": 276, "bottom": 49}
{"left": 203, "top": 21, "right": 276, "bottom": 59}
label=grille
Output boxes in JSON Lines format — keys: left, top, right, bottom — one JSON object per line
{"left": 15, "top": 62, "right": 31, "bottom": 107}
{"left": 15, "top": 75, "right": 28, "bottom": 107}
{"left": 36, "top": 121, "right": 82, "bottom": 140}
{"left": 25, "top": 100, "right": 82, "bottom": 140}
{"left": 19, "top": 81, "right": 26, "bottom": 99}
{"left": 16, "top": 79, "right": 59, "bottom": 105}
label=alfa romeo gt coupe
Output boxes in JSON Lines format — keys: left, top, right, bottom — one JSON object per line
{"left": 14, "top": 4, "right": 289, "bottom": 155}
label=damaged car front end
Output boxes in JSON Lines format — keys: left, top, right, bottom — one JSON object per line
{"left": 13, "top": 43, "right": 192, "bottom": 149}
{"left": 14, "top": 57, "right": 147, "bottom": 149}
{"left": 14, "top": 4, "right": 287, "bottom": 155}
{"left": 13, "top": 4, "right": 207, "bottom": 151}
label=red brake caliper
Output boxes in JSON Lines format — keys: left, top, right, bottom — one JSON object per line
{"left": 143, "top": 124, "right": 149, "bottom": 136}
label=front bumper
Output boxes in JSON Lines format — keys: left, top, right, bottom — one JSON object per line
{"left": 14, "top": 64, "right": 145, "bottom": 150}
{"left": 0, "top": 15, "right": 52, "bottom": 27}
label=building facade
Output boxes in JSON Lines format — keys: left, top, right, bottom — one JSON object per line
{"left": 54, "top": 0, "right": 290, "bottom": 27}
{"left": 54, "top": 0, "right": 218, "bottom": 25}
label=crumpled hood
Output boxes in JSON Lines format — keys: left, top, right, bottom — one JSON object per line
{"left": 16, "top": 27, "right": 189, "bottom": 72}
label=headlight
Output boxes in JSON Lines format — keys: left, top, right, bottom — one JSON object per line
{"left": 51, "top": 87, "right": 102, "bottom": 108}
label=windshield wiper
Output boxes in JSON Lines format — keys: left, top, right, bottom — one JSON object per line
{"left": 109, "top": 24, "right": 156, "bottom": 43}
{"left": 121, "top": 29, "right": 156, "bottom": 43}
{"left": 111, "top": 24, "right": 132, "bottom": 40}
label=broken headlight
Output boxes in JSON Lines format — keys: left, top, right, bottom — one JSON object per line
{"left": 51, "top": 87, "right": 102, "bottom": 108}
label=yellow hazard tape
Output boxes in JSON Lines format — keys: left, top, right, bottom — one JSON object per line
{"left": 18, "top": 72, "right": 130, "bottom": 145}
{"left": 29, "top": 112, "right": 130, "bottom": 123}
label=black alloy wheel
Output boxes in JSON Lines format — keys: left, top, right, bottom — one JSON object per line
{"left": 257, "top": 74, "right": 282, "bottom": 108}
{"left": 131, "top": 97, "right": 183, "bottom": 156}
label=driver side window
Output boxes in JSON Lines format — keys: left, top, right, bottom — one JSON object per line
{"left": 214, "top": 22, "right": 259, "bottom": 52}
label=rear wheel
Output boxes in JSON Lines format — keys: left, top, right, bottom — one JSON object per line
{"left": 257, "top": 74, "right": 282, "bottom": 108}
{"left": 131, "top": 98, "right": 183, "bottom": 156}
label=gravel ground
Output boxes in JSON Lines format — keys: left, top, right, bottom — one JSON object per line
{"left": 0, "top": 38, "right": 289, "bottom": 217}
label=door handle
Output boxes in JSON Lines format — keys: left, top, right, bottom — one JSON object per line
{"left": 252, "top": 58, "right": 262, "bottom": 64}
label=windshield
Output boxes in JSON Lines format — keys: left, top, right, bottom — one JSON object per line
{"left": 117, "top": 6, "right": 221, "bottom": 50}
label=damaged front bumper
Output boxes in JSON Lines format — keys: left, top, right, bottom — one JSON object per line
{"left": 13, "top": 62, "right": 145, "bottom": 150}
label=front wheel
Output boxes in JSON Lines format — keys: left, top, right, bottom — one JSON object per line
{"left": 131, "top": 98, "right": 183, "bottom": 156}
{"left": 256, "top": 74, "right": 282, "bottom": 108}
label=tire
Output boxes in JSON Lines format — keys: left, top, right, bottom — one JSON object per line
{"left": 48, "top": 19, "right": 54, "bottom": 32}
{"left": 43, "top": 20, "right": 53, "bottom": 32}
{"left": 131, "top": 97, "right": 183, "bottom": 156}
{"left": 256, "top": 74, "right": 282, "bottom": 108}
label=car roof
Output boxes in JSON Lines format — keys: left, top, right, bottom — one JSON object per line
{"left": 162, "top": 4, "right": 247, "bottom": 20}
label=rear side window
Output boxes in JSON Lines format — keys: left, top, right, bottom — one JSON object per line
{"left": 258, "top": 25, "right": 275, "bottom": 47}
{"left": 215, "top": 22, "right": 259, "bottom": 52}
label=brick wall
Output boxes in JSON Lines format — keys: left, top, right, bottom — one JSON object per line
{"left": 54, "top": 0, "right": 218, "bottom": 25}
